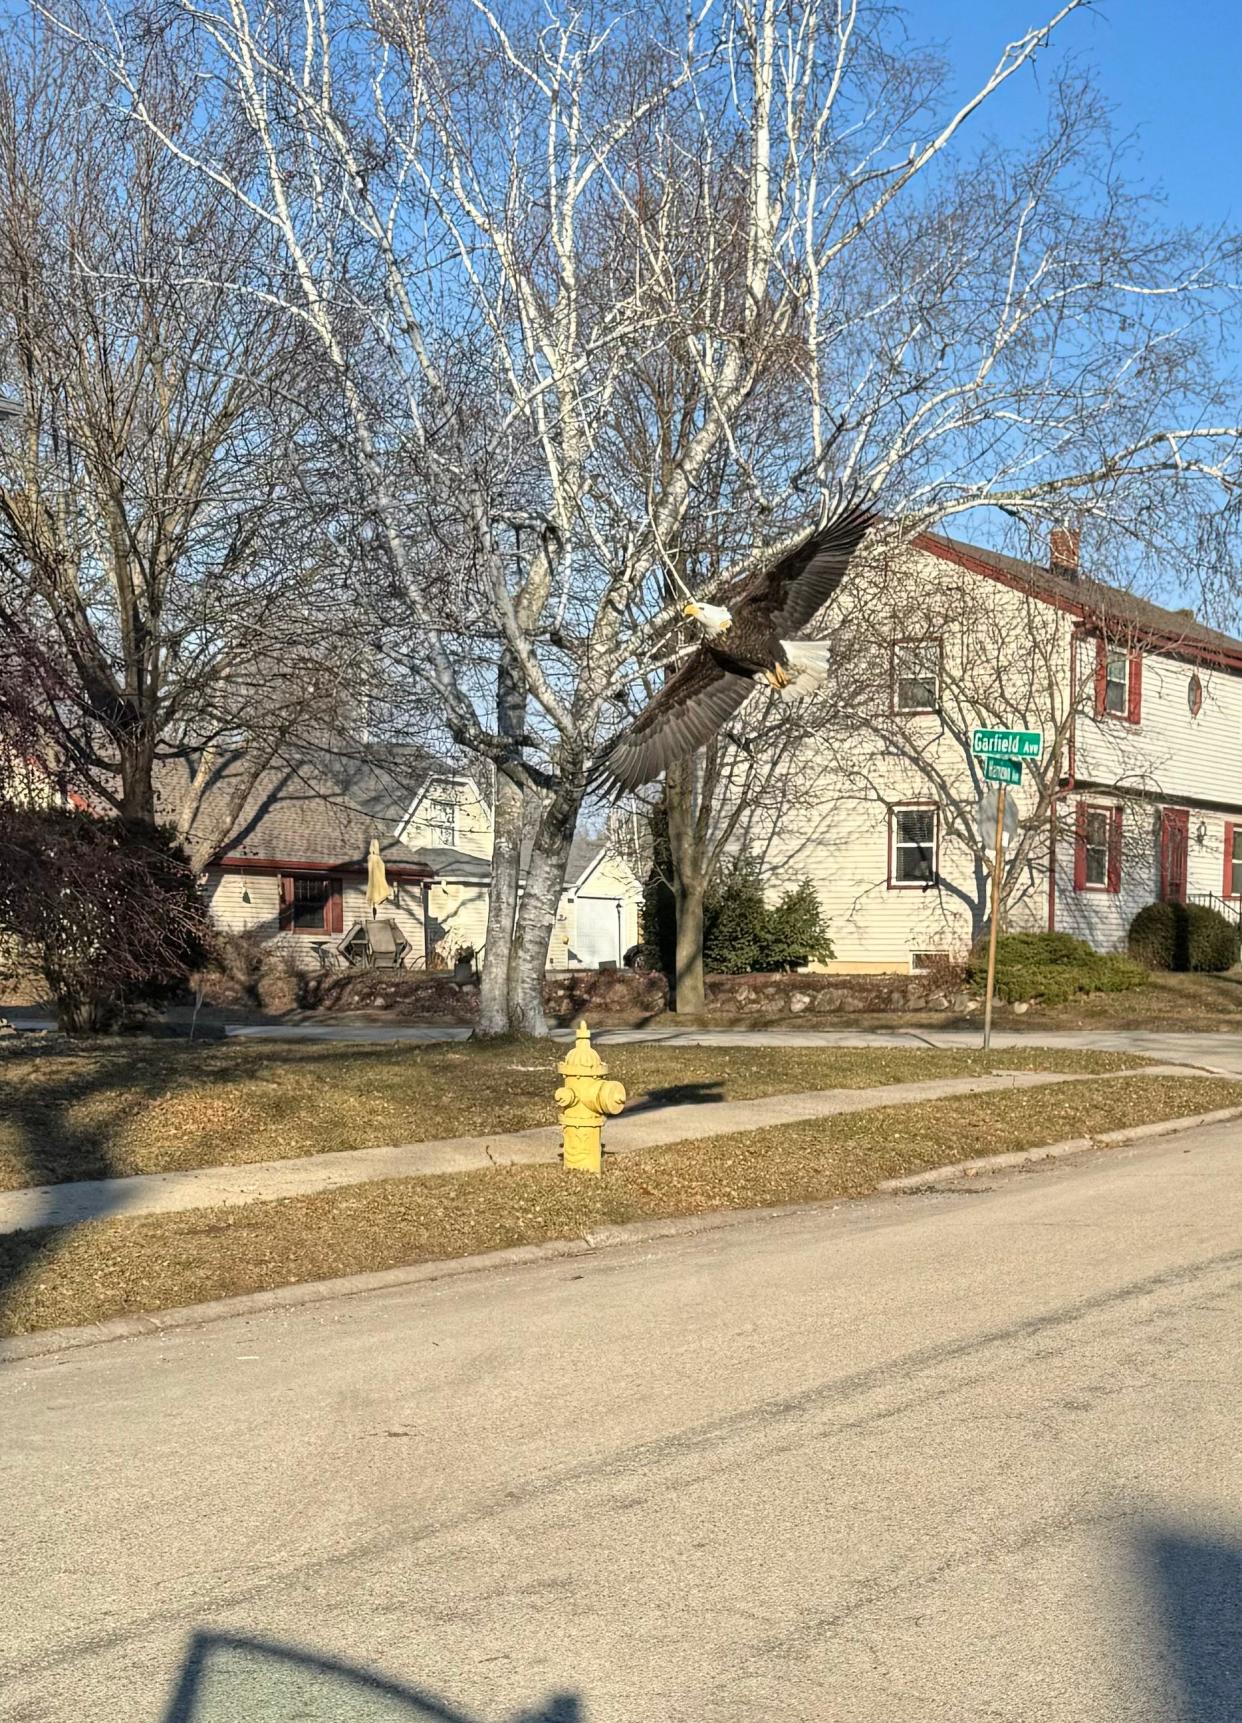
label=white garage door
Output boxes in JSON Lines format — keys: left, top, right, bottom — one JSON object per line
{"left": 573, "top": 897, "right": 621, "bottom": 967}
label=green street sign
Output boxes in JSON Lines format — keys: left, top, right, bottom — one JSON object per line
{"left": 982, "top": 756, "right": 1022, "bottom": 786}
{"left": 971, "top": 727, "right": 1041, "bottom": 760}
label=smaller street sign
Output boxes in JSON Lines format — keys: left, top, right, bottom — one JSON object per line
{"left": 982, "top": 756, "right": 1022, "bottom": 786}
{"left": 971, "top": 727, "right": 1041, "bottom": 759}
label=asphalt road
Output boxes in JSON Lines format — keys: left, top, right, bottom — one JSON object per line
{"left": 4, "top": 1125, "right": 1242, "bottom": 1721}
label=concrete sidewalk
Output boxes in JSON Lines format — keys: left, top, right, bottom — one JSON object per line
{"left": 0, "top": 1064, "right": 1192, "bottom": 1235}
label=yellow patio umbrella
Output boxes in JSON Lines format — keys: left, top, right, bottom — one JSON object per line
{"left": 365, "top": 836, "right": 393, "bottom": 919}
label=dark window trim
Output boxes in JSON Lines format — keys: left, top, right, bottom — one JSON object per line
{"left": 1225, "top": 822, "right": 1242, "bottom": 900}
{"left": 1073, "top": 801, "right": 1122, "bottom": 894}
{"left": 279, "top": 872, "right": 344, "bottom": 935}
{"left": 888, "top": 802, "right": 939, "bottom": 890}
{"left": 1093, "top": 635, "right": 1143, "bottom": 724}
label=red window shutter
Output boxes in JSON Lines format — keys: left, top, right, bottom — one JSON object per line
{"left": 278, "top": 874, "right": 294, "bottom": 931}
{"left": 1226, "top": 824, "right": 1236, "bottom": 898}
{"left": 1107, "top": 807, "right": 1123, "bottom": 894}
{"left": 1127, "top": 651, "right": 1143, "bottom": 723}
{"left": 328, "top": 879, "right": 344, "bottom": 934}
{"left": 1073, "top": 802, "right": 1087, "bottom": 891}
{"left": 1093, "top": 637, "right": 1107, "bottom": 716}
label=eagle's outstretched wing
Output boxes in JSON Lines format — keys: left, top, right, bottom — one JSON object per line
{"left": 733, "top": 496, "right": 874, "bottom": 636}
{"left": 593, "top": 647, "right": 755, "bottom": 798}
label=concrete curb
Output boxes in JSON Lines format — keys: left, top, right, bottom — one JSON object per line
{"left": 5, "top": 1099, "right": 1240, "bottom": 1367}
{"left": 0, "top": 1204, "right": 813, "bottom": 1365}
{"left": 879, "top": 1103, "right": 1242, "bottom": 1193}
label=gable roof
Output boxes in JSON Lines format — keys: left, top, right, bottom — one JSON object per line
{"left": 920, "top": 532, "right": 1242, "bottom": 670}
{"left": 160, "top": 741, "right": 453, "bottom": 874}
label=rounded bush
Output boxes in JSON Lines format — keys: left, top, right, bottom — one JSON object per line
{"left": 1128, "top": 901, "right": 1240, "bottom": 973}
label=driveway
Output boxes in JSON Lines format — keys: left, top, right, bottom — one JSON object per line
{"left": 5, "top": 1121, "right": 1242, "bottom": 1719}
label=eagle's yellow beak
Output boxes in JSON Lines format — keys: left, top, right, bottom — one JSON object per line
{"left": 682, "top": 602, "right": 700, "bottom": 618}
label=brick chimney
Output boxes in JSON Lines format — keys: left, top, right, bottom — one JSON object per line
{"left": 1049, "top": 526, "right": 1080, "bottom": 580}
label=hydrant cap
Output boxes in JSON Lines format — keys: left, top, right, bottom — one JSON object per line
{"left": 557, "top": 1018, "right": 607, "bottom": 1079}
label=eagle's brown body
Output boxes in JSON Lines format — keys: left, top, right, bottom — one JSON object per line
{"left": 595, "top": 498, "right": 873, "bottom": 796}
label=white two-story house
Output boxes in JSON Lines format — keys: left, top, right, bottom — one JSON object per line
{"left": 751, "top": 528, "right": 1242, "bottom": 973}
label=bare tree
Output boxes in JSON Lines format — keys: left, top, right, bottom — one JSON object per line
{"left": 0, "top": 24, "right": 349, "bottom": 858}
{"left": 59, "top": 0, "right": 1242, "bottom": 1032}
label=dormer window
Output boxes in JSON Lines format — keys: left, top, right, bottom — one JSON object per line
{"left": 426, "top": 789, "right": 456, "bottom": 848}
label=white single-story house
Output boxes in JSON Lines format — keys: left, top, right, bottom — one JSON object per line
{"left": 165, "top": 744, "right": 641, "bottom": 971}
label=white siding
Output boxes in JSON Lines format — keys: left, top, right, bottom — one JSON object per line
{"left": 1057, "top": 800, "right": 1236, "bottom": 953}
{"left": 204, "top": 866, "right": 426, "bottom": 971}
{"left": 425, "top": 881, "right": 489, "bottom": 963}
{"left": 400, "top": 776, "right": 492, "bottom": 859}
{"left": 745, "top": 539, "right": 1242, "bottom": 968}
{"left": 1074, "top": 640, "right": 1242, "bottom": 806}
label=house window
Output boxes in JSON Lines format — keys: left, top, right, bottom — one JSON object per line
{"left": 1188, "top": 674, "right": 1203, "bottom": 717}
{"left": 280, "top": 874, "right": 343, "bottom": 933}
{"left": 890, "top": 805, "right": 938, "bottom": 887}
{"left": 891, "top": 640, "right": 941, "bottom": 713}
{"left": 1094, "top": 638, "right": 1142, "bottom": 722}
{"left": 910, "top": 951, "right": 948, "bottom": 974}
{"left": 1224, "top": 824, "right": 1242, "bottom": 899}
{"left": 1073, "top": 803, "right": 1122, "bottom": 893}
{"left": 426, "top": 792, "right": 456, "bottom": 847}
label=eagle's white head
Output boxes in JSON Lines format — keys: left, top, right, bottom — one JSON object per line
{"left": 683, "top": 600, "right": 733, "bottom": 638}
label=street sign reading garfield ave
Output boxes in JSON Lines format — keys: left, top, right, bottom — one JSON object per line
{"left": 971, "top": 727, "right": 1042, "bottom": 759}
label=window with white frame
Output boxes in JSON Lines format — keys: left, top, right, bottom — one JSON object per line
{"left": 909, "top": 951, "right": 948, "bottom": 974}
{"left": 1103, "top": 649, "right": 1129, "bottom": 716}
{"left": 891, "top": 640, "right": 941, "bottom": 713}
{"left": 891, "top": 806, "right": 937, "bottom": 886}
{"left": 1081, "top": 808, "right": 1111, "bottom": 885}
{"left": 425, "top": 789, "right": 456, "bottom": 847}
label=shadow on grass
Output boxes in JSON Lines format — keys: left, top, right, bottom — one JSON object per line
{"left": 624, "top": 1079, "right": 726, "bottom": 1116}
{"left": 0, "top": 1032, "right": 562, "bottom": 1326}
{"left": 1138, "top": 1524, "right": 1242, "bottom": 1721}
{"left": 162, "top": 1632, "right": 581, "bottom": 1723}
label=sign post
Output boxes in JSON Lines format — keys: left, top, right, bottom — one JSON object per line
{"left": 981, "top": 785, "right": 1006, "bottom": 1053}
{"left": 971, "top": 729, "right": 1043, "bottom": 1053}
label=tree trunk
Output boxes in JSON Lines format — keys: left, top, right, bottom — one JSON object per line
{"left": 672, "top": 869, "right": 707, "bottom": 1014}
{"left": 665, "top": 755, "right": 708, "bottom": 1013}
{"left": 117, "top": 730, "right": 158, "bottom": 828}
{"left": 511, "top": 780, "right": 582, "bottom": 1036}
{"left": 478, "top": 773, "right": 523, "bottom": 1035}
{"left": 476, "top": 649, "right": 526, "bottom": 1036}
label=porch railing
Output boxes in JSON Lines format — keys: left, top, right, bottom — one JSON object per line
{"left": 1188, "top": 891, "right": 1242, "bottom": 925}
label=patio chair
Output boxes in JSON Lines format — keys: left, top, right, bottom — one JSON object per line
{"left": 336, "top": 918, "right": 411, "bottom": 970}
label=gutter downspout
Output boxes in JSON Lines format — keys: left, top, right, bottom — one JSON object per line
{"left": 1049, "top": 625, "right": 1085, "bottom": 931}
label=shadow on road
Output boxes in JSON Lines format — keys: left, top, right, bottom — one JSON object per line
{"left": 161, "top": 1632, "right": 581, "bottom": 1723}
{"left": 1139, "top": 1525, "right": 1242, "bottom": 1721}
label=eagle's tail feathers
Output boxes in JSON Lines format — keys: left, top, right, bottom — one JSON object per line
{"left": 780, "top": 638, "right": 830, "bottom": 696}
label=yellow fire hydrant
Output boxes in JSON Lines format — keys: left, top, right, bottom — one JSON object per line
{"left": 555, "top": 1020, "right": 626, "bottom": 1174}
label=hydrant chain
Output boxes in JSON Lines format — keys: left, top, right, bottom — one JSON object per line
{"left": 556, "top": 1020, "right": 626, "bottom": 1175}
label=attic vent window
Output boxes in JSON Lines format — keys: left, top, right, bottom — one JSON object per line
{"left": 1188, "top": 674, "right": 1203, "bottom": 718}
{"left": 427, "top": 793, "right": 456, "bottom": 847}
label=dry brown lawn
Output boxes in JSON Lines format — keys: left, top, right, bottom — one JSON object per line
{"left": 3, "top": 1071, "right": 1237, "bottom": 1336}
{"left": 0, "top": 1038, "right": 1159, "bottom": 1191}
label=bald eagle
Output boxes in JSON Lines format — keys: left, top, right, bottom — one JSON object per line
{"left": 595, "top": 498, "right": 873, "bottom": 796}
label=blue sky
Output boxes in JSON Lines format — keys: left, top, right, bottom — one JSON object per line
{"left": 934, "top": 0, "right": 1241, "bottom": 231}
